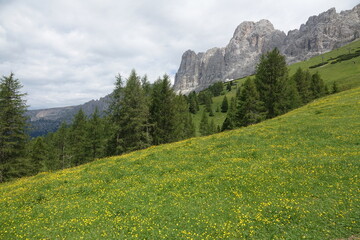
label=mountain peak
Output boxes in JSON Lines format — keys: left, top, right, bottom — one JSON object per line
{"left": 174, "top": 4, "right": 360, "bottom": 94}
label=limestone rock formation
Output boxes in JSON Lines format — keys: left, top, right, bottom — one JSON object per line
{"left": 283, "top": 5, "right": 360, "bottom": 63}
{"left": 174, "top": 4, "right": 360, "bottom": 94}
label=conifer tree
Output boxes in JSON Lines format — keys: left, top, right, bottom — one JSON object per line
{"left": 221, "top": 95, "right": 229, "bottom": 113}
{"left": 149, "top": 75, "right": 177, "bottom": 145}
{"left": 88, "top": 108, "right": 105, "bottom": 159}
{"left": 199, "top": 110, "right": 210, "bottom": 136}
{"left": 69, "top": 109, "right": 90, "bottom": 166}
{"left": 188, "top": 91, "right": 199, "bottom": 114}
{"left": 255, "top": 48, "right": 290, "bottom": 118}
{"left": 52, "top": 122, "right": 69, "bottom": 169}
{"left": 29, "top": 137, "right": 47, "bottom": 175}
{"left": 0, "top": 73, "right": 28, "bottom": 182}
{"left": 209, "top": 119, "right": 217, "bottom": 134}
{"left": 310, "top": 72, "right": 327, "bottom": 99}
{"left": 286, "top": 78, "right": 301, "bottom": 110}
{"left": 141, "top": 74, "right": 152, "bottom": 97}
{"left": 221, "top": 97, "right": 237, "bottom": 131}
{"left": 108, "top": 74, "right": 124, "bottom": 123}
{"left": 117, "top": 70, "right": 151, "bottom": 153}
{"left": 236, "top": 78, "right": 266, "bottom": 127}
{"left": 292, "top": 68, "right": 311, "bottom": 104}
{"left": 173, "top": 95, "right": 195, "bottom": 140}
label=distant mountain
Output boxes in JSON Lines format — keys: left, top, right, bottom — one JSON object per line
{"left": 174, "top": 4, "right": 360, "bottom": 94}
{"left": 26, "top": 95, "right": 111, "bottom": 137}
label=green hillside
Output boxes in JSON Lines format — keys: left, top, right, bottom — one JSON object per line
{"left": 1, "top": 85, "right": 359, "bottom": 239}
{"left": 193, "top": 39, "right": 360, "bottom": 133}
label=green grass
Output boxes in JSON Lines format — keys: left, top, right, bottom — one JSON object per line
{"left": 192, "top": 40, "right": 360, "bottom": 134}
{"left": 288, "top": 39, "right": 360, "bottom": 90}
{"left": 1, "top": 86, "right": 359, "bottom": 239}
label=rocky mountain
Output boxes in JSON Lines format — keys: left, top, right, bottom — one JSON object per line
{"left": 26, "top": 95, "right": 110, "bottom": 137}
{"left": 174, "top": 4, "right": 360, "bottom": 94}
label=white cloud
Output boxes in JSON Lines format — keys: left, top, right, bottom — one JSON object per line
{"left": 0, "top": 0, "right": 358, "bottom": 109}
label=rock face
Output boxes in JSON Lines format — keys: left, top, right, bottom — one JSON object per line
{"left": 174, "top": 4, "right": 360, "bottom": 94}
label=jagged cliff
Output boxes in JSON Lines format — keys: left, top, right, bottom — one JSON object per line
{"left": 174, "top": 4, "right": 360, "bottom": 94}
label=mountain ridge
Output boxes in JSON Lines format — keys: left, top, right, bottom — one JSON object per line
{"left": 26, "top": 95, "right": 110, "bottom": 137}
{"left": 173, "top": 4, "right": 360, "bottom": 94}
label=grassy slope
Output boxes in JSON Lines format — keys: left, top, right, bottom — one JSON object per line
{"left": 1, "top": 87, "right": 359, "bottom": 239}
{"left": 193, "top": 39, "right": 360, "bottom": 134}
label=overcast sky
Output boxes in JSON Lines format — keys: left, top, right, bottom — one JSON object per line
{"left": 0, "top": 0, "right": 358, "bottom": 109}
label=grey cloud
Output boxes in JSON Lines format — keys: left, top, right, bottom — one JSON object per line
{"left": 0, "top": 0, "right": 358, "bottom": 109}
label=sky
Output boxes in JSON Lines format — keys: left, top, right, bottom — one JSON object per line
{"left": 0, "top": 0, "right": 358, "bottom": 109}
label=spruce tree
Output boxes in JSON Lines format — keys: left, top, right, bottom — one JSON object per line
{"left": 199, "top": 110, "right": 210, "bottom": 136}
{"left": 173, "top": 95, "right": 196, "bottom": 140}
{"left": 310, "top": 72, "right": 327, "bottom": 99}
{"left": 117, "top": 70, "right": 151, "bottom": 153}
{"left": 221, "top": 97, "right": 236, "bottom": 131}
{"left": 236, "top": 78, "right": 266, "bottom": 127}
{"left": 69, "top": 109, "right": 90, "bottom": 166}
{"left": 292, "top": 68, "right": 311, "bottom": 104}
{"left": 29, "top": 137, "right": 47, "bottom": 175}
{"left": 255, "top": 48, "right": 290, "bottom": 118}
{"left": 221, "top": 95, "right": 229, "bottom": 113}
{"left": 149, "top": 75, "right": 177, "bottom": 145}
{"left": 188, "top": 91, "right": 199, "bottom": 114}
{"left": 0, "top": 73, "right": 29, "bottom": 182}
{"left": 209, "top": 119, "right": 217, "bottom": 134}
{"left": 51, "top": 122, "right": 70, "bottom": 169}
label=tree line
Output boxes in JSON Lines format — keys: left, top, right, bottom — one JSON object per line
{"left": 0, "top": 49, "right": 337, "bottom": 182}
{"left": 0, "top": 71, "right": 195, "bottom": 182}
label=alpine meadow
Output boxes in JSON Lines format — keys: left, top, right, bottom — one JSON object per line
{"left": 1, "top": 2, "right": 360, "bottom": 238}
{"left": 0, "top": 39, "right": 360, "bottom": 239}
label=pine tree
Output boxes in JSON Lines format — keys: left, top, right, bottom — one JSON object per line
{"left": 0, "top": 73, "right": 29, "bottom": 182}
{"left": 221, "top": 97, "right": 237, "bottom": 131}
{"left": 51, "top": 122, "right": 70, "bottom": 169}
{"left": 173, "top": 95, "right": 195, "bottom": 140}
{"left": 69, "top": 109, "right": 90, "bottom": 166}
{"left": 117, "top": 70, "right": 151, "bottom": 153}
{"left": 199, "top": 110, "right": 210, "bottom": 136}
{"left": 29, "top": 137, "right": 47, "bottom": 175}
{"left": 141, "top": 74, "right": 152, "bottom": 97}
{"left": 286, "top": 78, "right": 301, "bottom": 110}
{"left": 292, "top": 68, "right": 311, "bottom": 104}
{"left": 188, "top": 91, "right": 199, "bottom": 114}
{"left": 221, "top": 95, "right": 229, "bottom": 113}
{"left": 310, "top": 72, "right": 327, "bottom": 99}
{"left": 236, "top": 78, "right": 266, "bottom": 127}
{"left": 209, "top": 119, "right": 217, "bottom": 134}
{"left": 108, "top": 74, "right": 124, "bottom": 122}
{"left": 149, "top": 75, "right": 177, "bottom": 145}
{"left": 255, "top": 48, "right": 290, "bottom": 118}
